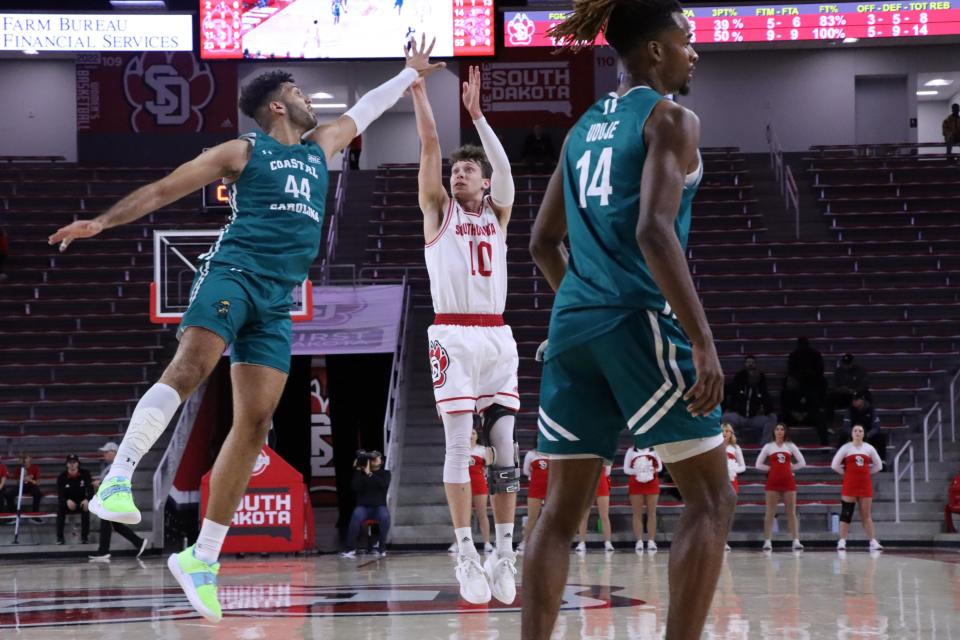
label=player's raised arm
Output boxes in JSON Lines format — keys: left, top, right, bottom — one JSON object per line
{"left": 307, "top": 34, "right": 445, "bottom": 163}
{"left": 637, "top": 100, "right": 722, "bottom": 416}
{"left": 48, "top": 140, "right": 250, "bottom": 252}
{"left": 410, "top": 78, "right": 448, "bottom": 240}
{"left": 529, "top": 143, "right": 568, "bottom": 292}
{"left": 462, "top": 65, "right": 514, "bottom": 230}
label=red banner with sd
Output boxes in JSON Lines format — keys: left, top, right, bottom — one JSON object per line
{"left": 200, "top": 446, "right": 315, "bottom": 553}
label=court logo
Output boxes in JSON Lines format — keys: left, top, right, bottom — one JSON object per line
{"left": 507, "top": 13, "right": 535, "bottom": 46}
{"left": 214, "top": 299, "right": 231, "bottom": 316}
{"left": 123, "top": 52, "right": 216, "bottom": 132}
{"left": 429, "top": 340, "right": 450, "bottom": 389}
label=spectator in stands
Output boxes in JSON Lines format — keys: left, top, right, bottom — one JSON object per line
{"left": 348, "top": 134, "right": 362, "bottom": 170}
{"left": 575, "top": 464, "right": 614, "bottom": 554}
{"left": 722, "top": 424, "right": 745, "bottom": 552}
{"left": 521, "top": 124, "right": 557, "bottom": 171}
{"left": 56, "top": 454, "right": 94, "bottom": 544}
{"left": 623, "top": 446, "right": 661, "bottom": 553}
{"left": 3, "top": 454, "right": 43, "bottom": 521}
{"left": 755, "top": 424, "right": 806, "bottom": 552}
{"left": 781, "top": 375, "right": 829, "bottom": 446}
{"left": 88, "top": 443, "right": 149, "bottom": 561}
{"left": 0, "top": 226, "right": 8, "bottom": 281}
{"left": 722, "top": 355, "right": 778, "bottom": 443}
{"left": 341, "top": 451, "right": 391, "bottom": 558}
{"left": 839, "top": 392, "right": 888, "bottom": 466}
{"left": 829, "top": 353, "right": 870, "bottom": 410}
{"left": 943, "top": 103, "right": 960, "bottom": 160}
{"left": 787, "top": 337, "right": 825, "bottom": 389}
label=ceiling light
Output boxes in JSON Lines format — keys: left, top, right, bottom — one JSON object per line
{"left": 310, "top": 92, "right": 334, "bottom": 100}
{"left": 924, "top": 78, "right": 953, "bottom": 87}
{"left": 110, "top": 0, "right": 167, "bottom": 7}
{"left": 916, "top": 90, "right": 939, "bottom": 96}
{"left": 311, "top": 103, "right": 347, "bottom": 109}
{"left": 22, "top": 49, "right": 38, "bottom": 55}
{"left": 842, "top": 37, "right": 859, "bottom": 43}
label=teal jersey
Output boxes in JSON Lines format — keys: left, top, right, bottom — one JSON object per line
{"left": 201, "top": 132, "right": 328, "bottom": 287}
{"left": 548, "top": 86, "right": 702, "bottom": 358}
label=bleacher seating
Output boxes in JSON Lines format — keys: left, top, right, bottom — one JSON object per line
{"left": 371, "top": 146, "right": 960, "bottom": 524}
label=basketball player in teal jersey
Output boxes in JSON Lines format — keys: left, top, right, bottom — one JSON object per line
{"left": 522, "top": 1, "right": 735, "bottom": 639}
{"left": 48, "top": 36, "right": 443, "bottom": 623}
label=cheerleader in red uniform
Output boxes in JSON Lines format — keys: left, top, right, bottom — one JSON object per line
{"left": 468, "top": 428, "right": 493, "bottom": 553}
{"left": 624, "top": 446, "right": 661, "bottom": 552}
{"left": 519, "top": 449, "right": 550, "bottom": 555}
{"left": 576, "top": 464, "right": 613, "bottom": 554}
{"left": 831, "top": 424, "right": 883, "bottom": 551}
{"left": 756, "top": 423, "right": 806, "bottom": 551}
{"left": 722, "top": 423, "right": 744, "bottom": 551}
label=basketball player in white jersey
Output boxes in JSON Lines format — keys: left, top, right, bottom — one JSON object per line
{"left": 411, "top": 67, "right": 519, "bottom": 605}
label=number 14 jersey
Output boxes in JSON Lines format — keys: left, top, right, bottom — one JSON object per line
{"left": 548, "top": 86, "right": 703, "bottom": 359}
{"left": 425, "top": 195, "right": 508, "bottom": 315}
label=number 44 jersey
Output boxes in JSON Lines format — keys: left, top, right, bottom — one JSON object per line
{"left": 201, "top": 132, "right": 329, "bottom": 288}
{"left": 548, "top": 86, "right": 703, "bottom": 359}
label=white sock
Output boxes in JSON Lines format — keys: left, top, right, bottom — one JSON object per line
{"left": 194, "top": 518, "right": 229, "bottom": 564}
{"left": 455, "top": 527, "right": 477, "bottom": 557}
{"left": 495, "top": 522, "right": 514, "bottom": 554}
{"left": 108, "top": 383, "right": 181, "bottom": 481}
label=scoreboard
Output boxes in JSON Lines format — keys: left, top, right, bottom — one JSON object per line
{"left": 504, "top": 2, "right": 960, "bottom": 46}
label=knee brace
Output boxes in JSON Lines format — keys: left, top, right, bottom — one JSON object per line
{"left": 482, "top": 404, "right": 520, "bottom": 494}
{"left": 839, "top": 501, "right": 856, "bottom": 524}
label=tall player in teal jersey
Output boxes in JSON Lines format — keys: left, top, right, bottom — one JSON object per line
{"left": 522, "top": 2, "right": 735, "bottom": 639}
{"left": 49, "top": 36, "right": 444, "bottom": 623}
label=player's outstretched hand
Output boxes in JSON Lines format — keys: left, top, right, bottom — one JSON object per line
{"left": 405, "top": 34, "right": 446, "bottom": 78}
{"left": 48, "top": 219, "right": 104, "bottom": 252}
{"left": 684, "top": 339, "right": 724, "bottom": 417}
{"left": 462, "top": 65, "right": 483, "bottom": 120}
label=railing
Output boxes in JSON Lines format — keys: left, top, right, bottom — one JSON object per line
{"left": 892, "top": 440, "right": 915, "bottom": 523}
{"left": 765, "top": 123, "right": 801, "bottom": 238}
{"left": 382, "top": 277, "right": 411, "bottom": 526}
{"left": 922, "top": 402, "right": 943, "bottom": 482}
{"left": 322, "top": 150, "right": 351, "bottom": 283}
{"left": 949, "top": 369, "right": 960, "bottom": 444}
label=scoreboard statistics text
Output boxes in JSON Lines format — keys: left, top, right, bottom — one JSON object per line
{"left": 504, "top": 2, "right": 960, "bottom": 46}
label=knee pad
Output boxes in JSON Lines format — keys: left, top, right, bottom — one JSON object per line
{"left": 839, "top": 501, "right": 855, "bottom": 524}
{"left": 482, "top": 404, "right": 520, "bottom": 494}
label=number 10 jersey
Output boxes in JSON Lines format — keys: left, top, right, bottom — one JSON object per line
{"left": 548, "top": 86, "right": 703, "bottom": 360}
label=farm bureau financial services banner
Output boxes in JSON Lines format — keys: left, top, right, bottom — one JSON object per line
{"left": 291, "top": 285, "right": 405, "bottom": 355}
{"left": 460, "top": 47, "right": 594, "bottom": 129}
{"left": 0, "top": 13, "right": 192, "bottom": 52}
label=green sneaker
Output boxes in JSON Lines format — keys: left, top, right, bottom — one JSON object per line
{"left": 167, "top": 545, "right": 222, "bottom": 623}
{"left": 89, "top": 477, "right": 140, "bottom": 525}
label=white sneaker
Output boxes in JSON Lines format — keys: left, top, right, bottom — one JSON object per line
{"left": 646, "top": 540, "right": 658, "bottom": 553}
{"left": 574, "top": 541, "right": 586, "bottom": 555}
{"left": 88, "top": 553, "right": 111, "bottom": 562}
{"left": 603, "top": 541, "right": 615, "bottom": 553}
{"left": 456, "top": 554, "right": 491, "bottom": 604}
{"left": 516, "top": 541, "right": 525, "bottom": 555}
{"left": 792, "top": 540, "right": 804, "bottom": 551}
{"left": 837, "top": 539, "right": 847, "bottom": 551}
{"left": 484, "top": 549, "right": 518, "bottom": 604}
{"left": 635, "top": 540, "right": 644, "bottom": 552}
{"left": 340, "top": 549, "right": 357, "bottom": 559}
{"left": 724, "top": 543, "right": 731, "bottom": 552}
{"left": 869, "top": 539, "right": 883, "bottom": 551}
{"left": 483, "top": 542, "right": 495, "bottom": 554}
{"left": 447, "top": 542, "right": 458, "bottom": 554}
{"left": 762, "top": 540, "right": 772, "bottom": 551}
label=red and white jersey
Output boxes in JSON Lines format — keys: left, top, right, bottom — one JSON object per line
{"left": 468, "top": 446, "right": 486, "bottom": 481}
{"left": 756, "top": 441, "right": 805, "bottom": 492}
{"left": 832, "top": 442, "right": 882, "bottom": 497}
{"left": 425, "top": 196, "right": 507, "bottom": 314}
{"left": 523, "top": 450, "right": 550, "bottom": 499}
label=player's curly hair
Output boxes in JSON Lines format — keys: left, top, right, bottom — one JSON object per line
{"left": 239, "top": 70, "right": 294, "bottom": 126}
{"left": 450, "top": 144, "right": 492, "bottom": 178}
{"left": 548, "top": 0, "right": 684, "bottom": 55}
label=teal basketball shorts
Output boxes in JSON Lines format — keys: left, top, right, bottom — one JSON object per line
{"left": 537, "top": 309, "right": 722, "bottom": 463}
{"left": 178, "top": 262, "right": 294, "bottom": 374}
